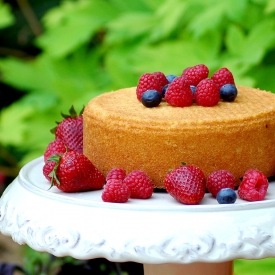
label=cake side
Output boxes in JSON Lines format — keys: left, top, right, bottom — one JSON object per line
{"left": 83, "top": 86, "right": 275, "bottom": 188}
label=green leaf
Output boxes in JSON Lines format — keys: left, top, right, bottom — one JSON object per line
{"left": 225, "top": 25, "right": 246, "bottom": 56}
{"left": 126, "top": 31, "right": 221, "bottom": 76}
{"left": 0, "top": 2, "right": 14, "bottom": 29}
{"left": 225, "top": 0, "right": 248, "bottom": 22}
{"left": 37, "top": 0, "right": 119, "bottom": 57}
{"left": 265, "top": 0, "right": 275, "bottom": 14}
{"left": 0, "top": 103, "right": 33, "bottom": 145}
{"left": 106, "top": 12, "right": 157, "bottom": 45}
{"left": 187, "top": 3, "right": 226, "bottom": 37}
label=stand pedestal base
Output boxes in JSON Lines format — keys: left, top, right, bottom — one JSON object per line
{"left": 143, "top": 261, "right": 233, "bottom": 275}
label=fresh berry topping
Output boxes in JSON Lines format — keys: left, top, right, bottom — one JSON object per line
{"left": 124, "top": 170, "right": 154, "bottom": 199}
{"left": 43, "top": 138, "right": 67, "bottom": 162}
{"left": 136, "top": 73, "right": 162, "bottom": 101}
{"left": 53, "top": 106, "right": 83, "bottom": 154}
{"left": 216, "top": 188, "right": 237, "bottom": 204}
{"left": 190, "top": 85, "right": 196, "bottom": 94}
{"left": 162, "top": 84, "right": 169, "bottom": 97}
{"left": 211, "top": 68, "right": 235, "bottom": 90}
{"left": 164, "top": 165, "right": 206, "bottom": 205}
{"left": 102, "top": 179, "right": 131, "bottom": 203}
{"left": 141, "top": 90, "right": 162, "bottom": 108}
{"left": 43, "top": 161, "right": 56, "bottom": 182}
{"left": 166, "top": 74, "right": 177, "bottom": 83}
{"left": 106, "top": 168, "right": 127, "bottom": 182}
{"left": 165, "top": 76, "right": 193, "bottom": 107}
{"left": 47, "top": 151, "right": 105, "bottom": 192}
{"left": 206, "top": 170, "right": 236, "bottom": 198}
{"left": 194, "top": 78, "right": 220, "bottom": 107}
{"left": 153, "top": 71, "right": 169, "bottom": 88}
{"left": 220, "top": 84, "right": 238, "bottom": 102}
{"left": 182, "top": 64, "right": 209, "bottom": 86}
{"left": 238, "top": 169, "right": 269, "bottom": 202}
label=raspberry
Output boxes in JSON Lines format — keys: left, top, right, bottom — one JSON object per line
{"left": 211, "top": 67, "right": 235, "bottom": 90}
{"left": 102, "top": 179, "right": 131, "bottom": 203}
{"left": 153, "top": 71, "right": 169, "bottom": 88}
{"left": 136, "top": 73, "right": 162, "bottom": 101}
{"left": 164, "top": 165, "right": 206, "bottom": 205}
{"left": 106, "top": 168, "right": 127, "bottom": 182}
{"left": 206, "top": 170, "right": 236, "bottom": 198}
{"left": 238, "top": 169, "right": 269, "bottom": 202}
{"left": 44, "top": 138, "right": 67, "bottom": 162}
{"left": 124, "top": 170, "right": 154, "bottom": 199}
{"left": 182, "top": 64, "right": 209, "bottom": 86}
{"left": 165, "top": 76, "right": 193, "bottom": 107}
{"left": 194, "top": 78, "right": 220, "bottom": 107}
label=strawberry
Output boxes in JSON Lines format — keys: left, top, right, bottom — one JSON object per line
{"left": 206, "top": 170, "right": 236, "bottom": 198}
{"left": 43, "top": 138, "right": 67, "bottom": 162}
{"left": 211, "top": 67, "right": 235, "bottom": 90}
{"left": 164, "top": 165, "right": 206, "bottom": 204}
{"left": 102, "top": 179, "right": 131, "bottom": 203}
{"left": 136, "top": 73, "right": 162, "bottom": 101}
{"left": 47, "top": 151, "right": 105, "bottom": 192}
{"left": 165, "top": 76, "right": 193, "bottom": 107}
{"left": 106, "top": 168, "right": 127, "bottom": 182}
{"left": 43, "top": 161, "right": 56, "bottom": 182}
{"left": 51, "top": 106, "right": 83, "bottom": 154}
{"left": 238, "top": 169, "right": 269, "bottom": 201}
{"left": 182, "top": 64, "right": 209, "bottom": 86}
{"left": 194, "top": 78, "right": 220, "bottom": 107}
{"left": 124, "top": 170, "right": 154, "bottom": 199}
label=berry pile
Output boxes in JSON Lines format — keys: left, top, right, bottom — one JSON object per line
{"left": 164, "top": 164, "right": 269, "bottom": 205}
{"left": 102, "top": 169, "right": 154, "bottom": 203}
{"left": 136, "top": 64, "right": 238, "bottom": 108}
{"left": 43, "top": 106, "right": 106, "bottom": 192}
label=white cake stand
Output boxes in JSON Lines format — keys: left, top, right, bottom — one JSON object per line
{"left": 1, "top": 157, "right": 275, "bottom": 275}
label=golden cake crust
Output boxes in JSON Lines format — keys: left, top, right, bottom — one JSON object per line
{"left": 83, "top": 86, "right": 275, "bottom": 188}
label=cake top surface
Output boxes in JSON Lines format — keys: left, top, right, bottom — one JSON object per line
{"left": 84, "top": 86, "right": 275, "bottom": 129}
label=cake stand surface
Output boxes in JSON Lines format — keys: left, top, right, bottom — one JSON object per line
{"left": 1, "top": 157, "right": 275, "bottom": 275}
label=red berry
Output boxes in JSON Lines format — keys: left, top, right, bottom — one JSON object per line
{"left": 238, "top": 169, "right": 269, "bottom": 202}
{"left": 194, "top": 78, "right": 220, "bottom": 107}
{"left": 165, "top": 76, "right": 193, "bottom": 107}
{"left": 44, "top": 138, "right": 67, "bottom": 162}
{"left": 136, "top": 73, "right": 162, "bottom": 101}
{"left": 43, "top": 161, "right": 56, "bottom": 182}
{"left": 54, "top": 106, "right": 83, "bottom": 154}
{"left": 106, "top": 168, "right": 127, "bottom": 182}
{"left": 153, "top": 71, "right": 169, "bottom": 88}
{"left": 124, "top": 170, "right": 154, "bottom": 199}
{"left": 206, "top": 170, "right": 236, "bottom": 198}
{"left": 48, "top": 151, "right": 105, "bottom": 192}
{"left": 182, "top": 64, "right": 209, "bottom": 86}
{"left": 102, "top": 179, "right": 131, "bottom": 203}
{"left": 164, "top": 165, "right": 206, "bottom": 205}
{"left": 211, "top": 67, "right": 235, "bottom": 90}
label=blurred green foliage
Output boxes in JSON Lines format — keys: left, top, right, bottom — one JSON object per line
{"left": 1, "top": 0, "right": 275, "bottom": 167}
{"left": 1, "top": 1, "right": 275, "bottom": 273}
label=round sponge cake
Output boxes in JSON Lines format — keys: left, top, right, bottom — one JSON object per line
{"left": 83, "top": 86, "right": 275, "bottom": 188}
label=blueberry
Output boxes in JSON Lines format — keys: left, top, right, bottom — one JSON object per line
{"left": 166, "top": 74, "right": 177, "bottom": 83}
{"left": 216, "top": 188, "right": 237, "bottom": 204}
{"left": 162, "top": 84, "right": 169, "bottom": 98}
{"left": 190, "top": 85, "right": 196, "bottom": 95}
{"left": 220, "top": 84, "right": 238, "bottom": 102}
{"left": 141, "top": 90, "right": 162, "bottom": 108}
